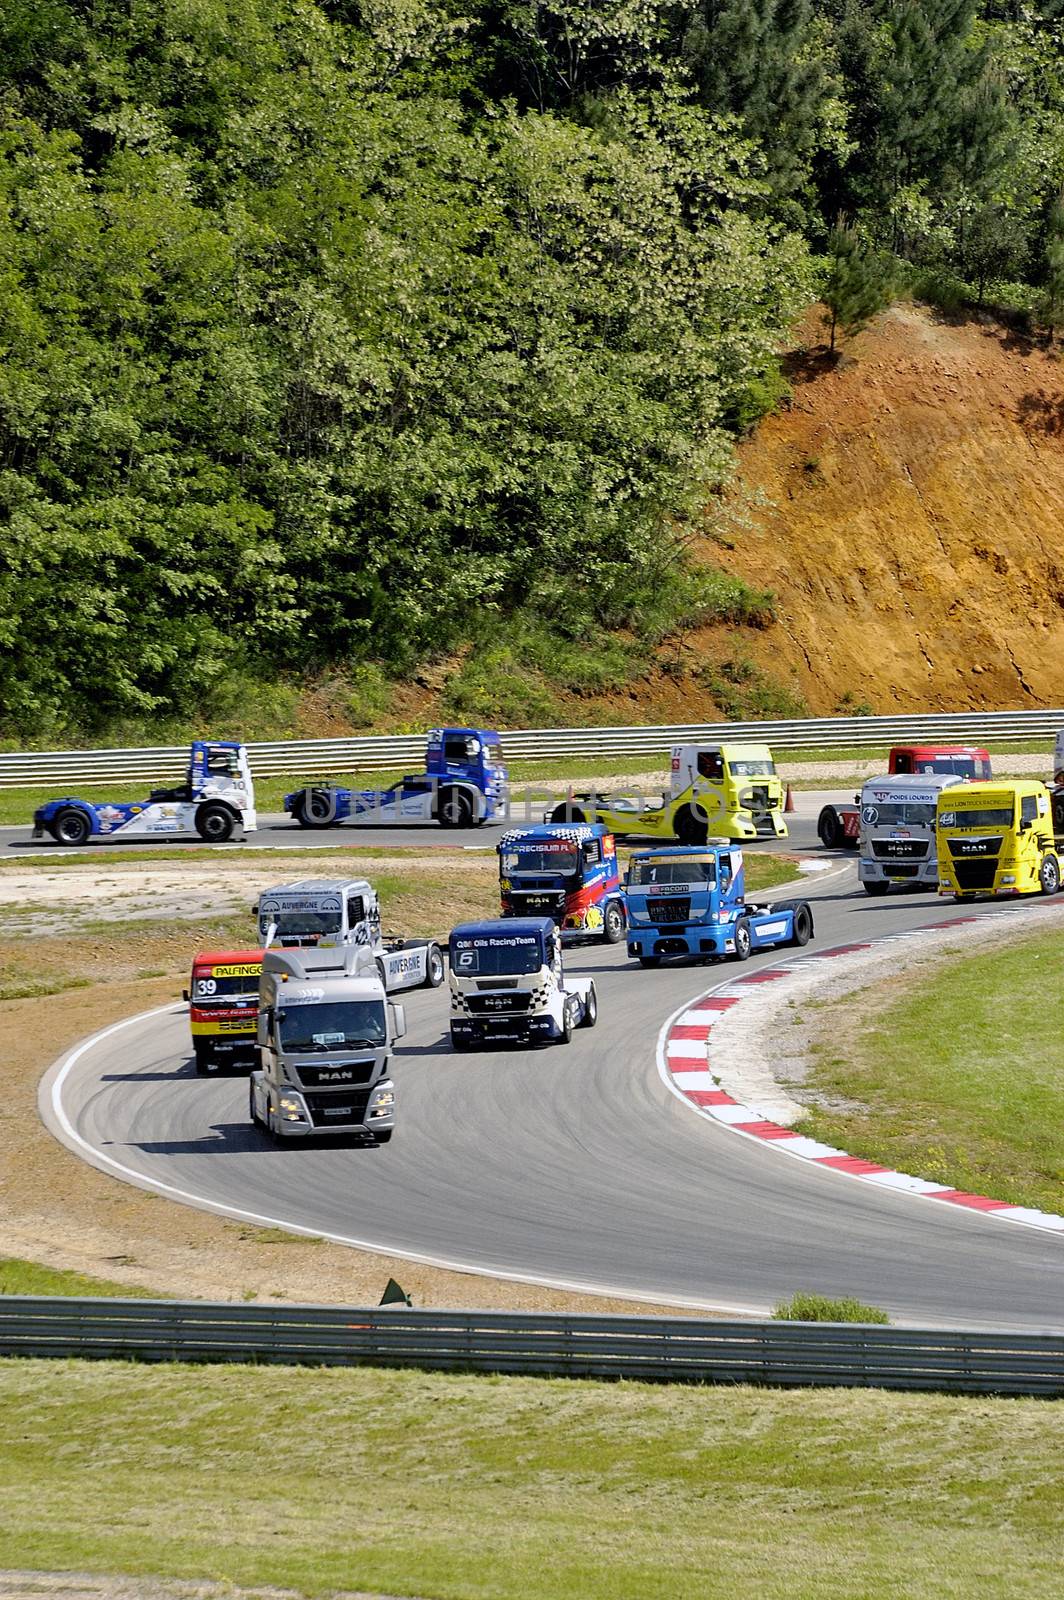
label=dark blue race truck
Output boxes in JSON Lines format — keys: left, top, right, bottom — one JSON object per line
{"left": 285, "top": 727, "right": 507, "bottom": 830}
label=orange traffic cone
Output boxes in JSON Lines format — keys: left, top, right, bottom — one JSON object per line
{"left": 784, "top": 784, "right": 796, "bottom": 813}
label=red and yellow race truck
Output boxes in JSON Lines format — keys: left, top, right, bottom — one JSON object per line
{"left": 817, "top": 744, "right": 992, "bottom": 850}
{"left": 184, "top": 949, "right": 263, "bottom": 1075}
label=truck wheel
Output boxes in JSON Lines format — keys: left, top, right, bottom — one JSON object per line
{"left": 674, "top": 806, "right": 708, "bottom": 845}
{"left": 195, "top": 802, "right": 236, "bottom": 843}
{"left": 1040, "top": 855, "right": 1060, "bottom": 895}
{"left": 51, "top": 808, "right": 91, "bottom": 846}
{"left": 550, "top": 804, "right": 586, "bottom": 823}
{"left": 731, "top": 918, "right": 752, "bottom": 961}
{"left": 439, "top": 787, "right": 473, "bottom": 828}
{"left": 602, "top": 902, "right": 625, "bottom": 944}
{"left": 561, "top": 1001, "right": 575, "bottom": 1044}
{"left": 450, "top": 1030, "right": 472, "bottom": 1052}
{"left": 862, "top": 881, "right": 890, "bottom": 897}
{"left": 193, "top": 1040, "right": 217, "bottom": 1077}
{"left": 374, "top": 1129, "right": 394, "bottom": 1145}
{"left": 423, "top": 943, "right": 445, "bottom": 987}
{"left": 638, "top": 955, "right": 661, "bottom": 969}
{"left": 291, "top": 788, "right": 337, "bottom": 829}
{"left": 580, "top": 983, "right": 598, "bottom": 1028}
{"left": 817, "top": 807, "right": 842, "bottom": 849}
{"left": 790, "top": 904, "right": 814, "bottom": 944}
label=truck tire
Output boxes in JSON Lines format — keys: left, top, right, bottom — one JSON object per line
{"left": 195, "top": 802, "right": 236, "bottom": 843}
{"left": 51, "top": 807, "right": 91, "bottom": 846}
{"left": 731, "top": 918, "right": 752, "bottom": 961}
{"left": 674, "top": 806, "right": 708, "bottom": 845}
{"left": 638, "top": 955, "right": 661, "bottom": 969}
{"left": 193, "top": 1040, "right": 217, "bottom": 1076}
{"left": 561, "top": 1001, "right": 575, "bottom": 1044}
{"left": 423, "top": 943, "right": 445, "bottom": 987}
{"left": 602, "top": 902, "right": 625, "bottom": 944}
{"left": 580, "top": 982, "right": 598, "bottom": 1028}
{"left": 862, "top": 880, "right": 890, "bottom": 897}
{"left": 450, "top": 1029, "right": 472, "bottom": 1052}
{"left": 789, "top": 903, "right": 814, "bottom": 944}
{"left": 291, "top": 788, "right": 337, "bottom": 828}
{"left": 817, "top": 807, "right": 843, "bottom": 850}
{"left": 550, "top": 803, "right": 586, "bottom": 823}
{"left": 374, "top": 1129, "right": 394, "bottom": 1144}
{"left": 439, "top": 787, "right": 473, "bottom": 828}
{"left": 1040, "top": 854, "right": 1060, "bottom": 895}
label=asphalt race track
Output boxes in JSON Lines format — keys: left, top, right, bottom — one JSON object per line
{"left": 44, "top": 859, "right": 1064, "bottom": 1330}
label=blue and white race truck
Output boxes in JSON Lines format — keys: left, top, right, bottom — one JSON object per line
{"left": 448, "top": 918, "right": 598, "bottom": 1048}
{"left": 33, "top": 741, "right": 256, "bottom": 847}
{"left": 285, "top": 727, "right": 507, "bottom": 830}
{"left": 624, "top": 844, "right": 814, "bottom": 966}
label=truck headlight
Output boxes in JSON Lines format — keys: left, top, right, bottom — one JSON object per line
{"left": 278, "top": 1095, "right": 305, "bottom": 1122}
{"left": 371, "top": 1088, "right": 395, "bottom": 1107}
{"left": 1001, "top": 874, "right": 1015, "bottom": 884}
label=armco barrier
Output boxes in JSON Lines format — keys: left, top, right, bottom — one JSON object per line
{"left": 0, "top": 709, "right": 1062, "bottom": 787}
{"left": 1, "top": 1298, "right": 1061, "bottom": 1395}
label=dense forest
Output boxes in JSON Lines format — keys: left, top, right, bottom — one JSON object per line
{"left": 2, "top": 0, "right": 1064, "bottom": 737}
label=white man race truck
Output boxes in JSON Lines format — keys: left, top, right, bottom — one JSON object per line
{"left": 448, "top": 917, "right": 598, "bottom": 1049}
{"left": 857, "top": 773, "right": 965, "bottom": 896}
{"left": 249, "top": 946, "right": 403, "bottom": 1142}
{"left": 255, "top": 879, "right": 445, "bottom": 994}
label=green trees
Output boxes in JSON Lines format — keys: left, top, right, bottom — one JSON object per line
{"left": 822, "top": 221, "right": 892, "bottom": 350}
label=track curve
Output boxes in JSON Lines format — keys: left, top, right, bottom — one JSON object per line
{"left": 43, "top": 866, "right": 1064, "bottom": 1329}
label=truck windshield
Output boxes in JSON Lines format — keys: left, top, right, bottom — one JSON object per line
{"left": 500, "top": 847, "right": 579, "bottom": 875}
{"left": 727, "top": 759, "right": 776, "bottom": 777}
{"left": 630, "top": 857, "right": 716, "bottom": 886}
{"left": 260, "top": 911, "right": 341, "bottom": 938}
{"left": 861, "top": 803, "right": 936, "bottom": 827}
{"left": 451, "top": 938, "right": 543, "bottom": 976}
{"left": 278, "top": 1001, "right": 386, "bottom": 1052}
{"left": 192, "top": 973, "right": 259, "bottom": 999}
{"left": 938, "top": 806, "right": 1014, "bottom": 829}
{"left": 918, "top": 756, "right": 990, "bottom": 778}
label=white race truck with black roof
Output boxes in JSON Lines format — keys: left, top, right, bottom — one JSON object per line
{"left": 255, "top": 879, "right": 445, "bottom": 994}
{"left": 250, "top": 946, "right": 403, "bottom": 1142}
{"left": 448, "top": 917, "right": 597, "bottom": 1049}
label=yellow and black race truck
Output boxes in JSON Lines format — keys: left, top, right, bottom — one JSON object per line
{"left": 936, "top": 780, "right": 1063, "bottom": 900}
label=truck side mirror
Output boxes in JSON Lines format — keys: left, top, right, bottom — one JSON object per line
{"left": 181, "top": 988, "right": 189, "bottom": 1003}
{"left": 251, "top": 903, "right": 258, "bottom": 916}
{"left": 390, "top": 1003, "right": 406, "bottom": 1040}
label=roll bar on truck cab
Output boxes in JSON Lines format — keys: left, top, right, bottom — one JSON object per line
{"left": 250, "top": 946, "right": 404, "bottom": 1141}
{"left": 448, "top": 918, "right": 598, "bottom": 1049}
{"left": 497, "top": 822, "right": 626, "bottom": 943}
{"left": 936, "top": 780, "right": 1062, "bottom": 899}
{"left": 550, "top": 742, "right": 786, "bottom": 844}
{"left": 284, "top": 727, "right": 507, "bottom": 830}
{"left": 857, "top": 773, "right": 964, "bottom": 896}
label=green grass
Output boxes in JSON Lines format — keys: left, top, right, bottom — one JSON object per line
{"left": 797, "top": 930, "right": 1064, "bottom": 1214}
{"left": 0, "top": 1258, "right": 155, "bottom": 1298}
{"left": 773, "top": 1292, "right": 890, "bottom": 1324}
{"left": 0, "top": 1360, "right": 1061, "bottom": 1599}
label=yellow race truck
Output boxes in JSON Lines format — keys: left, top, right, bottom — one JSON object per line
{"left": 936, "top": 780, "right": 1062, "bottom": 899}
{"left": 549, "top": 742, "right": 787, "bottom": 844}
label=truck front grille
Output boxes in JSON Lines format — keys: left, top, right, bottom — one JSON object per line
{"left": 948, "top": 842, "right": 1001, "bottom": 891}
{"left": 509, "top": 891, "right": 565, "bottom": 917}
{"left": 298, "top": 1060, "right": 379, "bottom": 1088}
{"left": 871, "top": 840, "right": 929, "bottom": 860}
{"left": 646, "top": 897, "right": 690, "bottom": 923}
{"left": 303, "top": 1089, "right": 372, "bottom": 1128}
{"left": 466, "top": 993, "right": 532, "bottom": 1015}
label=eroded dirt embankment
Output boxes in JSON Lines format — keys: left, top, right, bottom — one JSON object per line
{"left": 697, "top": 303, "right": 1064, "bottom": 715}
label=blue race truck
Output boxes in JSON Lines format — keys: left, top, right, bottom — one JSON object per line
{"left": 33, "top": 741, "right": 256, "bottom": 847}
{"left": 497, "top": 822, "right": 626, "bottom": 943}
{"left": 285, "top": 727, "right": 507, "bottom": 830}
{"left": 624, "top": 844, "right": 814, "bottom": 966}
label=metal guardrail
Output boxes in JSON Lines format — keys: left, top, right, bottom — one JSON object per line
{"left": 1, "top": 1299, "right": 1061, "bottom": 1395}
{"left": 0, "top": 710, "right": 1061, "bottom": 788}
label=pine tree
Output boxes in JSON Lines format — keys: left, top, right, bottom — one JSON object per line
{"left": 1041, "top": 190, "right": 1064, "bottom": 341}
{"left": 681, "top": 0, "right": 828, "bottom": 203}
{"left": 822, "top": 222, "right": 891, "bottom": 352}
